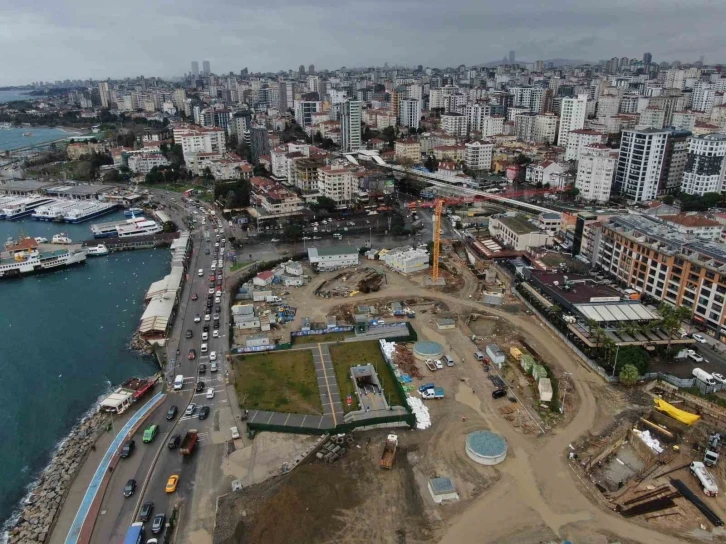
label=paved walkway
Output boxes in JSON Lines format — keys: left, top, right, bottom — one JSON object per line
{"left": 246, "top": 410, "right": 336, "bottom": 431}
{"left": 313, "top": 344, "right": 345, "bottom": 424}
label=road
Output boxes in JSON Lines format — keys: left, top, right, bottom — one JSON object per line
{"left": 90, "top": 200, "right": 236, "bottom": 543}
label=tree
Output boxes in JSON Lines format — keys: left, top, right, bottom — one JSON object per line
{"left": 514, "top": 153, "right": 531, "bottom": 166}
{"left": 564, "top": 187, "right": 580, "bottom": 198}
{"left": 162, "top": 221, "right": 178, "bottom": 233}
{"left": 311, "top": 196, "right": 337, "bottom": 213}
{"left": 381, "top": 126, "right": 396, "bottom": 145}
{"left": 362, "top": 126, "right": 373, "bottom": 142}
{"left": 253, "top": 164, "right": 268, "bottom": 176}
{"left": 659, "top": 303, "right": 691, "bottom": 348}
{"left": 282, "top": 223, "right": 303, "bottom": 242}
{"left": 619, "top": 364, "right": 640, "bottom": 386}
{"left": 424, "top": 155, "right": 438, "bottom": 173}
{"left": 662, "top": 194, "right": 675, "bottom": 205}
{"left": 615, "top": 346, "right": 650, "bottom": 374}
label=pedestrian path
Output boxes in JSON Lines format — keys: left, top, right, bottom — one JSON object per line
{"left": 313, "top": 344, "right": 345, "bottom": 425}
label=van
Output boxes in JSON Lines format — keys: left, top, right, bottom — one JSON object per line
{"left": 444, "top": 355, "right": 455, "bottom": 367}
{"left": 142, "top": 424, "right": 159, "bottom": 443}
{"left": 198, "top": 269, "right": 204, "bottom": 277}
{"left": 474, "top": 351, "right": 486, "bottom": 361}
{"left": 173, "top": 374, "right": 184, "bottom": 390}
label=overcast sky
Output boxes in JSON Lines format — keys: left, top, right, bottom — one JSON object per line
{"left": 2, "top": 0, "right": 726, "bottom": 85}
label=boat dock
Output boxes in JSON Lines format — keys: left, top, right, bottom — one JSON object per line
{"left": 62, "top": 201, "right": 117, "bottom": 223}
{"left": 81, "top": 232, "right": 180, "bottom": 252}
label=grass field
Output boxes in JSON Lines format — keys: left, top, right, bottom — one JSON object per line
{"left": 293, "top": 331, "right": 354, "bottom": 345}
{"left": 233, "top": 350, "right": 322, "bottom": 414}
{"left": 329, "top": 341, "right": 405, "bottom": 413}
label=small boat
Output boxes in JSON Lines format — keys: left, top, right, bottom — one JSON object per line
{"left": 34, "top": 237, "right": 48, "bottom": 244}
{"left": 51, "top": 233, "right": 72, "bottom": 244}
{"left": 124, "top": 207, "right": 144, "bottom": 218}
{"left": 86, "top": 244, "right": 109, "bottom": 256}
{"left": 23, "top": 132, "right": 32, "bottom": 137}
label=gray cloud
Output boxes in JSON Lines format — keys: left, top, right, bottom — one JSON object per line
{"left": 2, "top": 0, "right": 725, "bottom": 85}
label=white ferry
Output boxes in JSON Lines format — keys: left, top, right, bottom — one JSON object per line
{"left": 116, "top": 219, "right": 162, "bottom": 238}
{"left": 91, "top": 216, "right": 147, "bottom": 238}
{"left": 32, "top": 200, "right": 78, "bottom": 221}
{"left": 0, "top": 238, "right": 86, "bottom": 278}
{"left": 124, "top": 207, "right": 144, "bottom": 217}
{"left": 1, "top": 197, "right": 56, "bottom": 220}
{"left": 86, "top": 244, "right": 109, "bottom": 256}
{"left": 51, "top": 233, "right": 72, "bottom": 244}
{"left": 62, "top": 202, "right": 117, "bottom": 223}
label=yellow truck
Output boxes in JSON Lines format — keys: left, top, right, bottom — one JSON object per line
{"left": 510, "top": 347, "right": 522, "bottom": 361}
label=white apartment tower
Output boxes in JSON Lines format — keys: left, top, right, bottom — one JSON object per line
{"left": 557, "top": 94, "right": 588, "bottom": 148}
{"left": 464, "top": 141, "right": 494, "bottom": 171}
{"left": 399, "top": 98, "right": 421, "bottom": 129}
{"left": 614, "top": 128, "right": 670, "bottom": 202}
{"left": 534, "top": 113, "right": 559, "bottom": 144}
{"left": 465, "top": 103, "right": 492, "bottom": 133}
{"left": 681, "top": 133, "right": 726, "bottom": 195}
{"left": 575, "top": 145, "right": 617, "bottom": 203}
{"left": 341, "top": 99, "right": 362, "bottom": 152}
{"left": 565, "top": 129, "right": 606, "bottom": 161}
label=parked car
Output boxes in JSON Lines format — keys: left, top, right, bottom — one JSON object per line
{"left": 199, "top": 405, "right": 210, "bottom": 420}
{"left": 168, "top": 434, "right": 181, "bottom": 449}
{"left": 120, "top": 440, "right": 135, "bottom": 459}
{"left": 152, "top": 514, "right": 166, "bottom": 535}
{"left": 209, "top": 351, "right": 217, "bottom": 361}
{"left": 211, "top": 362, "right": 218, "bottom": 372}
{"left": 185, "top": 404, "right": 196, "bottom": 416}
{"left": 213, "top": 330, "right": 219, "bottom": 338}
{"left": 688, "top": 349, "right": 704, "bottom": 363}
{"left": 124, "top": 479, "right": 136, "bottom": 498}
{"left": 199, "top": 363, "right": 207, "bottom": 373}
{"left": 435, "top": 359, "right": 444, "bottom": 370}
{"left": 166, "top": 406, "right": 178, "bottom": 420}
{"left": 139, "top": 502, "right": 154, "bottom": 522}
{"left": 693, "top": 333, "right": 708, "bottom": 343}
{"left": 492, "top": 389, "right": 507, "bottom": 399}
{"left": 712, "top": 373, "right": 726, "bottom": 384}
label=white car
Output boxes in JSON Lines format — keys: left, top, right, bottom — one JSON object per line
{"left": 215, "top": 242, "right": 220, "bottom": 247}
{"left": 209, "top": 351, "right": 217, "bottom": 361}
{"left": 211, "top": 262, "right": 216, "bottom": 270}
{"left": 713, "top": 373, "right": 726, "bottom": 384}
{"left": 216, "top": 290, "right": 222, "bottom": 297}
{"left": 206, "top": 388, "right": 215, "bottom": 399}
{"left": 435, "top": 359, "right": 444, "bottom": 370}
{"left": 204, "top": 314, "right": 211, "bottom": 322}
{"left": 194, "top": 314, "right": 201, "bottom": 323}
{"left": 687, "top": 349, "right": 704, "bottom": 362}
{"left": 302, "top": 236, "right": 311, "bottom": 240}
{"left": 271, "top": 238, "right": 280, "bottom": 242}
{"left": 185, "top": 404, "right": 196, "bottom": 416}
{"left": 213, "top": 329, "right": 219, "bottom": 338}
{"left": 202, "top": 332, "right": 208, "bottom": 340}
{"left": 215, "top": 296, "right": 221, "bottom": 304}
{"left": 208, "top": 288, "right": 215, "bottom": 294}
{"left": 201, "top": 343, "right": 208, "bottom": 353}
{"left": 211, "top": 362, "right": 218, "bottom": 372}
{"left": 218, "top": 260, "right": 223, "bottom": 267}
{"left": 693, "top": 333, "right": 707, "bottom": 343}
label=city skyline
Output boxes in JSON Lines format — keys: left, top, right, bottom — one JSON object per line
{"left": 2, "top": 0, "right": 726, "bottom": 85}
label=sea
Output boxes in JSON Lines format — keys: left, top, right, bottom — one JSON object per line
{"left": 0, "top": 210, "right": 170, "bottom": 530}
{"left": 0, "top": 127, "right": 73, "bottom": 152}
{"left": 0, "top": 90, "right": 34, "bottom": 104}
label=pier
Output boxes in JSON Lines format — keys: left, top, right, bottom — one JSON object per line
{"left": 81, "top": 232, "right": 180, "bottom": 252}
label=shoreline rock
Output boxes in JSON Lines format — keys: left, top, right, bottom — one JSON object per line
{"left": 4, "top": 410, "right": 109, "bottom": 544}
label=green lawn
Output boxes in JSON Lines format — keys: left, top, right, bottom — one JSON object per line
{"left": 233, "top": 350, "right": 322, "bottom": 414}
{"left": 155, "top": 183, "right": 192, "bottom": 193}
{"left": 293, "top": 331, "right": 354, "bottom": 345}
{"left": 328, "top": 341, "right": 405, "bottom": 413}
{"left": 230, "top": 261, "right": 253, "bottom": 272}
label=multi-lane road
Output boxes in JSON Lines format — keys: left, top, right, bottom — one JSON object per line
{"left": 90, "top": 206, "right": 236, "bottom": 543}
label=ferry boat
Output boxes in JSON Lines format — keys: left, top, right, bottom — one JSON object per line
{"left": 86, "top": 244, "right": 109, "bottom": 256}
{"left": 91, "top": 216, "right": 147, "bottom": 238}
{"left": 124, "top": 207, "right": 144, "bottom": 217}
{"left": 62, "top": 202, "right": 117, "bottom": 223}
{"left": 1, "top": 197, "right": 56, "bottom": 220}
{"left": 32, "top": 200, "right": 78, "bottom": 221}
{"left": 0, "top": 238, "right": 86, "bottom": 278}
{"left": 116, "top": 219, "right": 162, "bottom": 238}
{"left": 51, "top": 233, "right": 72, "bottom": 244}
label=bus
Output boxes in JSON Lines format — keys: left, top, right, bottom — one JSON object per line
{"left": 123, "top": 522, "right": 144, "bottom": 544}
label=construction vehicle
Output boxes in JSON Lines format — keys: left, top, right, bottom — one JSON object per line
{"left": 704, "top": 433, "right": 722, "bottom": 467}
{"left": 421, "top": 387, "right": 445, "bottom": 400}
{"left": 179, "top": 430, "right": 198, "bottom": 455}
{"left": 690, "top": 461, "right": 719, "bottom": 496}
{"left": 380, "top": 434, "right": 398, "bottom": 469}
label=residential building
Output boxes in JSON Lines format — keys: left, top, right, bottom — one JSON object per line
{"left": 380, "top": 247, "right": 429, "bottom": 274}
{"left": 341, "top": 99, "right": 362, "bottom": 152}
{"left": 293, "top": 157, "right": 323, "bottom": 193}
{"left": 575, "top": 144, "right": 617, "bottom": 202}
{"left": 465, "top": 103, "right": 492, "bottom": 132}
{"left": 246, "top": 127, "right": 270, "bottom": 165}
{"left": 481, "top": 115, "right": 505, "bottom": 137}
{"left": 294, "top": 100, "right": 321, "bottom": 127}
{"left": 441, "top": 113, "right": 467, "bottom": 136}
{"left": 565, "top": 129, "right": 606, "bottom": 161}
{"left": 395, "top": 140, "right": 422, "bottom": 162}
{"left": 681, "top": 133, "right": 726, "bottom": 195}
{"left": 127, "top": 153, "right": 170, "bottom": 175}
{"left": 659, "top": 129, "right": 691, "bottom": 194}
{"left": 399, "top": 98, "right": 421, "bottom": 129}
{"left": 202, "top": 60, "right": 210, "bottom": 75}
{"left": 614, "top": 128, "right": 669, "bottom": 202}
{"left": 534, "top": 113, "right": 559, "bottom": 144}
{"left": 514, "top": 112, "right": 537, "bottom": 142}
{"left": 307, "top": 246, "right": 359, "bottom": 271}
{"left": 659, "top": 214, "right": 723, "bottom": 241}
{"left": 173, "top": 125, "right": 226, "bottom": 162}
{"left": 98, "top": 82, "right": 110, "bottom": 108}
{"left": 671, "top": 111, "right": 698, "bottom": 131}
{"left": 557, "top": 94, "right": 588, "bottom": 148}
{"left": 250, "top": 177, "right": 305, "bottom": 217}
{"left": 318, "top": 163, "right": 356, "bottom": 207}
{"left": 66, "top": 141, "right": 107, "bottom": 160}
{"left": 596, "top": 95, "right": 620, "bottom": 119}
{"left": 464, "top": 140, "right": 494, "bottom": 171}
{"left": 638, "top": 107, "right": 666, "bottom": 129}
{"left": 489, "top": 214, "right": 553, "bottom": 250}
{"left": 526, "top": 160, "right": 566, "bottom": 186}
{"left": 433, "top": 145, "right": 466, "bottom": 162}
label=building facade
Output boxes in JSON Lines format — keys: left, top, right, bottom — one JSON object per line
{"left": 341, "top": 99, "right": 362, "bottom": 152}
{"left": 575, "top": 145, "right": 617, "bottom": 203}
{"left": 681, "top": 133, "right": 726, "bottom": 195}
{"left": 614, "top": 128, "right": 669, "bottom": 202}
{"left": 557, "top": 95, "right": 588, "bottom": 148}
{"left": 464, "top": 140, "right": 494, "bottom": 171}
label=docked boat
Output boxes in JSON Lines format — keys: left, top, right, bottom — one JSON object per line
{"left": 62, "top": 202, "right": 117, "bottom": 223}
{"left": 116, "top": 219, "right": 162, "bottom": 238}
{"left": 0, "top": 237, "right": 86, "bottom": 278}
{"left": 91, "top": 216, "right": 147, "bottom": 238}
{"left": 34, "top": 237, "right": 48, "bottom": 244}
{"left": 51, "top": 233, "right": 72, "bottom": 244}
{"left": 32, "top": 200, "right": 78, "bottom": 221}
{"left": 124, "top": 207, "right": 144, "bottom": 217}
{"left": 1, "top": 197, "right": 56, "bottom": 220}
{"left": 0, "top": 122, "right": 12, "bottom": 130}
{"left": 86, "top": 244, "right": 109, "bottom": 256}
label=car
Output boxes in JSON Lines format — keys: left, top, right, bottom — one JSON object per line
{"left": 208, "top": 288, "right": 215, "bottom": 295}
{"left": 492, "top": 388, "right": 507, "bottom": 399}
{"left": 202, "top": 332, "right": 208, "bottom": 341}
{"left": 188, "top": 349, "right": 196, "bottom": 360}
{"left": 166, "top": 406, "right": 178, "bottom": 420}
{"left": 199, "top": 405, "right": 210, "bottom": 420}
{"left": 231, "top": 427, "right": 240, "bottom": 439}
{"left": 204, "top": 314, "right": 211, "bottom": 322}
{"left": 143, "top": 424, "right": 159, "bottom": 443}
{"left": 206, "top": 387, "right": 215, "bottom": 399}
{"left": 119, "top": 439, "right": 135, "bottom": 459}
{"left": 205, "top": 249, "right": 210, "bottom": 255}
{"left": 165, "top": 475, "right": 179, "bottom": 493}
{"left": 302, "top": 236, "right": 311, "bottom": 240}
{"left": 139, "top": 502, "right": 154, "bottom": 522}
{"left": 218, "top": 260, "right": 223, "bottom": 267}
{"left": 688, "top": 350, "right": 704, "bottom": 363}
{"left": 213, "top": 320, "right": 220, "bottom": 329}
{"left": 197, "top": 269, "right": 204, "bottom": 277}
{"left": 211, "top": 362, "right": 218, "bottom": 372}
{"left": 209, "top": 274, "right": 216, "bottom": 281}
{"left": 206, "top": 301, "right": 213, "bottom": 310}
{"left": 215, "top": 242, "right": 220, "bottom": 247}
{"left": 271, "top": 238, "right": 280, "bottom": 242}
{"left": 199, "top": 363, "right": 207, "bottom": 373}
{"left": 713, "top": 373, "right": 726, "bottom": 384}
{"left": 185, "top": 404, "right": 196, "bottom": 416}
{"left": 211, "top": 263, "right": 216, "bottom": 270}
{"left": 213, "top": 329, "right": 219, "bottom": 338}
{"left": 213, "top": 313, "right": 220, "bottom": 321}
{"left": 195, "top": 381, "right": 205, "bottom": 392}
{"left": 209, "top": 351, "right": 217, "bottom": 361}
{"left": 191, "top": 293, "right": 198, "bottom": 301}
{"left": 435, "top": 359, "right": 444, "bottom": 370}
{"left": 215, "top": 290, "right": 222, "bottom": 297}
{"left": 152, "top": 514, "right": 166, "bottom": 535}
{"left": 168, "top": 435, "right": 181, "bottom": 449}
{"left": 194, "top": 314, "right": 201, "bottom": 323}
{"left": 312, "top": 236, "right": 321, "bottom": 240}
{"left": 201, "top": 343, "right": 208, "bottom": 353}
{"left": 124, "top": 479, "right": 136, "bottom": 498}
{"left": 185, "top": 329, "right": 193, "bottom": 339}
{"left": 693, "top": 333, "right": 708, "bottom": 343}
{"left": 215, "top": 305, "right": 221, "bottom": 313}
{"left": 203, "top": 324, "right": 210, "bottom": 332}
{"left": 215, "top": 297, "right": 221, "bottom": 304}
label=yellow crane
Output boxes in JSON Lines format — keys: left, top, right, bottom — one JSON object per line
{"left": 432, "top": 198, "right": 443, "bottom": 283}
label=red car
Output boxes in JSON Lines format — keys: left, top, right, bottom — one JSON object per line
{"left": 188, "top": 349, "right": 197, "bottom": 360}
{"left": 209, "top": 275, "right": 216, "bottom": 281}
{"left": 191, "top": 293, "right": 198, "bottom": 301}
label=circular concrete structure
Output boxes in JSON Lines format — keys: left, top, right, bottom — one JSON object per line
{"left": 413, "top": 340, "right": 444, "bottom": 361}
{"left": 466, "top": 431, "right": 508, "bottom": 465}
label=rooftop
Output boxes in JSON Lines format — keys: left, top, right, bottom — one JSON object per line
{"left": 466, "top": 431, "right": 507, "bottom": 457}
{"left": 429, "top": 477, "right": 457, "bottom": 495}
{"left": 529, "top": 270, "right": 622, "bottom": 304}
{"left": 660, "top": 214, "right": 721, "bottom": 228}
{"left": 496, "top": 215, "right": 538, "bottom": 235}
{"left": 308, "top": 245, "right": 359, "bottom": 257}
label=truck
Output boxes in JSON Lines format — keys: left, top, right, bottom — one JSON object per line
{"left": 704, "top": 433, "right": 722, "bottom": 467}
{"left": 265, "top": 295, "right": 282, "bottom": 303}
{"left": 380, "top": 434, "right": 398, "bottom": 469}
{"left": 690, "top": 461, "right": 719, "bottom": 496}
{"left": 122, "top": 522, "right": 144, "bottom": 544}
{"left": 179, "top": 430, "right": 198, "bottom": 455}
{"left": 421, "top": 387, "right": 445, "bottom": 400}
{"left": 693, "top": 367, "right": 717, "bottom": 386}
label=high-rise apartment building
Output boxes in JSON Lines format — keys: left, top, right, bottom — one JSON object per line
{"left": 441, "top": 113, "right": 466, "bottom": 137}
{"left": 294, "top": 101, "right": 320, "bottom": 127}
{"left": 191, "top": 61, "right": 199, "bottom": 77}
{"left": 565, "top": 129, "right": 606, "bottom": 161}
{"left": 248, "top": 126, "right": 271, "bottom": 164}
{"left": 465, "top": 103, "right": 492, "bottom": 133}
{"left": 341, "top": 99, "right": 362, "bottom": 152}
{"left": 399, "top": 98, "right": 421, "bottom": 129}
{"left": 681, "top": 133, "right": 726, "bottom": 195}
{"left": 614, "top": 128, "right": 670, "bottom": 202}
{"left": 202, "top": 61, "right": 211, "bottom": 76}
{"left": 318, "top": 163, "right": 355, "bottom": 207}
{"left": 464, "top": 140, "right": 494, "bottom": 171}
{"left": 308, "top": 64, "right": 315, "bottom": 75}
{"left": 557, "top": 95, "right": 588, "bottom": 148}
{"left": 534, "top": 113, "right": 559, "bottom": 144}
{"left": 575, "top": 145, "right": 617, "bottom": 202}
{"left": 98, "top": 82, "right": 110, "bottom": 108}
{"left": 659, "top": 129, "right": 691, "bottom": 194}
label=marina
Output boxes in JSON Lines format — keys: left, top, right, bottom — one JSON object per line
{"left": 32, "top": 200, "right": 82, "bottom": 221}
{"left": 61, "top": 201, "right": 118, "bottom": 223}
{"left": 0, "top": 196, "right": 56, "bottom": 220}
{"left": 91, "top": 216, "right": 148, "bottom": 238}
{"left": 116, "top": 218, "right": 162, "bottom": 238}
